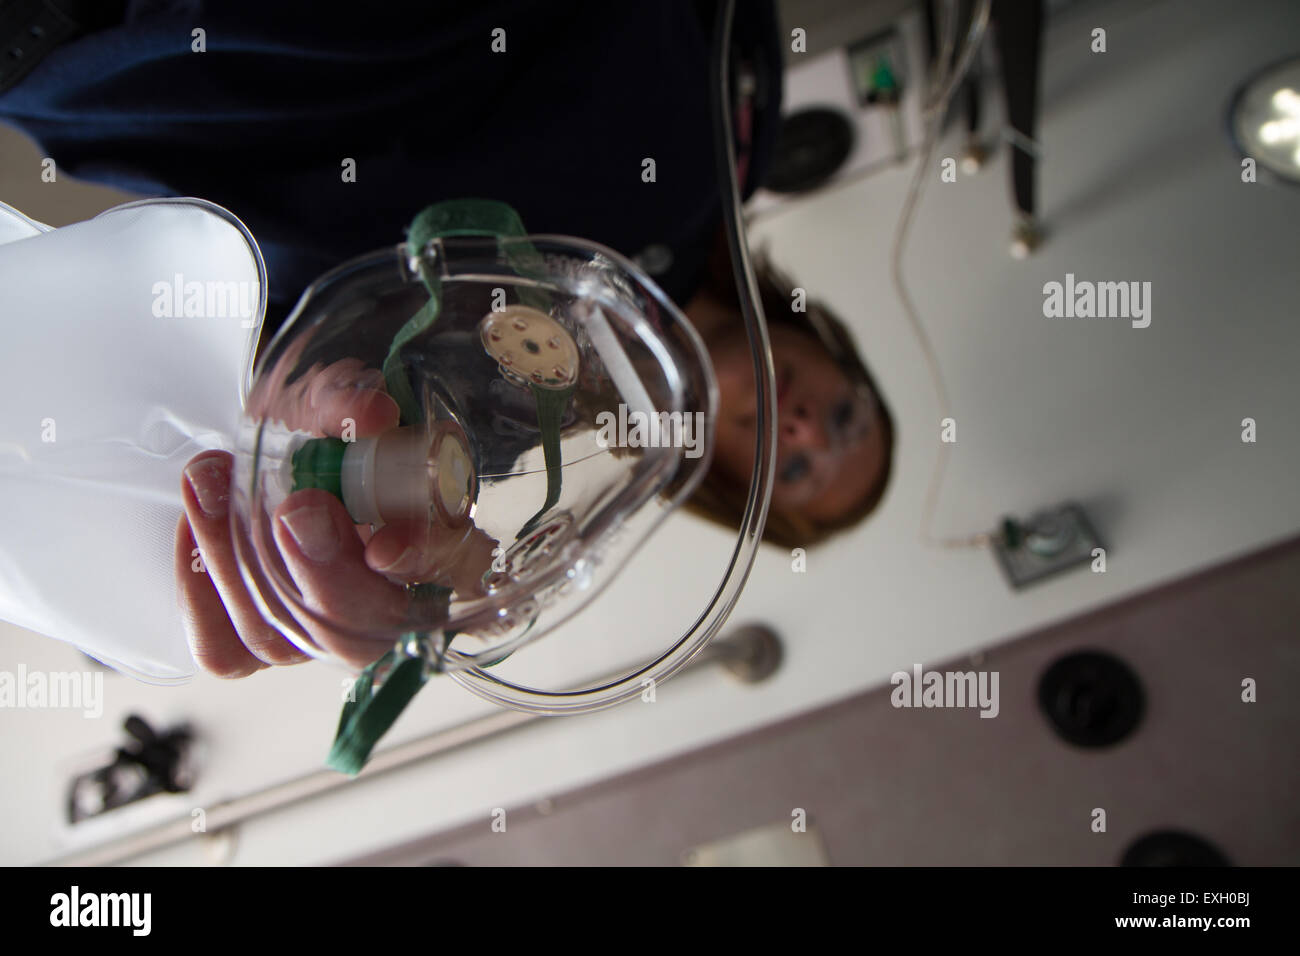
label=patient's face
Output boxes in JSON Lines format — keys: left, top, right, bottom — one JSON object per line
{"left": 709, "top": 323, "right": 887, "bottom": 523}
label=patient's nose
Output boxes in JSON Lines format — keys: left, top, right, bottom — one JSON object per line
{"left": 781, "top": 402, "right": 827, "bottom": 447}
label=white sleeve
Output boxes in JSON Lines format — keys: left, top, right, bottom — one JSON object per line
{"left": 0, "top": 197, "right": 266, "bottom": 682}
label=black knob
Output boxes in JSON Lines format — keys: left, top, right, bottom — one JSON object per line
{"left": 1038, "top": 650, "right": 1144, "bottom": 747}
{"left": 767, "top": 108, "right": 855, "bottom": 194}
{"left": 1121, "top": 830, "right": 1230, "bottom": 867}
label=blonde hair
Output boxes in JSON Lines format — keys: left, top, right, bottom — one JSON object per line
{"left": 680, "top": 252, "right": 896, "bottom": 550}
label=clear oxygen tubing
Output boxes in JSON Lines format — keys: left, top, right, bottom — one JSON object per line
{"left": 891, "top": 0, "right": 995, "bottom": 550}
{"left": 444, "top": 0, "right": 778, "bottom": 713}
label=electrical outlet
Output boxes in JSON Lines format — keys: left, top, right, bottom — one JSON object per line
{"left": 993, "top": 502, "right": 1102, "bottom": 589}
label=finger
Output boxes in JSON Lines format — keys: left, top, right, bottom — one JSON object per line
{"left": 246, "top": 331, "right": 309, "bottom": 419}
{"left": 173, "top": 513, "right": 265, "bottom": 679}
{"left": 272, "top": 488, "right": 410, "bottom": 669}
{"left": 306, "top": 359, "right": 401, "bottom": 437}
{"left": 182, "top": 451, "right": 312, "bottom": 667}
{"left": 270, "top": 358, "right": 400, "bottom": 437}
{"left": 365, "top": 522, "right": 499, "bottom": 598}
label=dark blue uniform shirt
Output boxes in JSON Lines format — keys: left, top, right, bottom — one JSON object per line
{"left": 0, "top": 0, "right": 781, "bottom": 316}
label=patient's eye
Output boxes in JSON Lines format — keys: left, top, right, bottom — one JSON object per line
{"left": 831, "top": 399, "right": 855, "bottom": 432}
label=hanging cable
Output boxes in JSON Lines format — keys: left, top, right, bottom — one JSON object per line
{"left": 890, "top": 0, "right": 995, "bottom": 550}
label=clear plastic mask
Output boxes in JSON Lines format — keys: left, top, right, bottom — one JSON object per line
{"left": 231, "top": 230, "right": 718, "bottom": 704}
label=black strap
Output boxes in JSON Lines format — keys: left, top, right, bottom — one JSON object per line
{"left": 0, "top": 0, "right": 127, "bottom": 94}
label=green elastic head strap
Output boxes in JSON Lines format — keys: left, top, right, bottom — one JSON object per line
{"left": 323, "top": 199, "right": 573, "bottom": 775}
